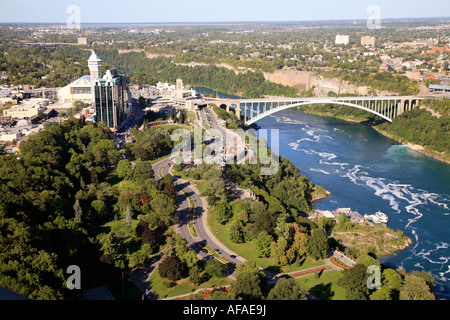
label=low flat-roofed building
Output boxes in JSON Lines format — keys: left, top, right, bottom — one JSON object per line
{"left": 57, "top": 75, "right": 93, "bottom": 104}
{"left": 429, "top": 84, "right": 450, "bottom": 92}
{"left": 0, "top": 131, "right": 23, "bottom": 142}
{"left": 3, "top": 105, "right": 45, "bottom": 119}
{"left": 405, "top": 71, "right": 421, "bottom": 80}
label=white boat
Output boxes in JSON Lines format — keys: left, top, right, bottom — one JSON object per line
{"left": 364, "top": 211, "right": 388, "bottom": 224}
{"left": 374, "top": 211, "right": 388, "bottom": 223}
{"left": 364, "top": 214, "right": 380, "bottom": 223}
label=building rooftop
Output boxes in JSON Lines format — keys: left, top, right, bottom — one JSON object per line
{"left": 0, "top": 286, "right": 31, "bottom": 300}
{"left": 88, "top": 51, "right": 101, "bottom": 63}
{"left": 69, "top": 75, "right": 92, "bottom": 87}
{"left": 77, "top": 286, "right": 115, "bottom": 300}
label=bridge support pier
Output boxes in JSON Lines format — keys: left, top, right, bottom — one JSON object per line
{"left": 397, "top": 99, "right": 406, "bottom": 116}
{"left": 236, "top": 105, "right": 241, "bottom": 120}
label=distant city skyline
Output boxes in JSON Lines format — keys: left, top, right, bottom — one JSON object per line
{"left": 0, "top": 0, "right": 449, "bottom": 23}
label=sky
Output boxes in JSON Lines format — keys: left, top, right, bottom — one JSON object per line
{"left": 0, "top": 0, "right": 449, "bottom": 23}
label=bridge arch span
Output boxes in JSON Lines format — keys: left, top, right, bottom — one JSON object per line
{"left": 245, "top": 100, "right": 394, "bottom": 125}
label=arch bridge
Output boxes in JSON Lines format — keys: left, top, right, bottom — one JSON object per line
{"left": 206, "top": 96, "right": 422, "bottom": 125}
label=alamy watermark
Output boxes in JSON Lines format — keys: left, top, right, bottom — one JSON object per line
{"left": 171, "top": 127, "right": 280, "bottom": 175}
{"left": 66, "top": 265, "right": 81, "bottom": 290}
{"left": 66, "top": 5, "right": 81, "bottom": 30}
{"left": 366, "top": 265, "right": 382, "bottom": 290}
{"left": 366, "top": 5, "right": 381, "bottom": 30}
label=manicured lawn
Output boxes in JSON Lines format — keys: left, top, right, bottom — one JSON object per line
{"left": 295, "top": 270, "right": 346, "bottom": 300}
{"left": 101, "top": 218, "right": 139, "bottom": 232}
{"left": 279, "top": 256, "right": 327, "bottom": 273}
{"left": 149, "top": 267, "right": 231, "bottom": 299}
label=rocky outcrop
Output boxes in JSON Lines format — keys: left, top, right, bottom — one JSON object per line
{"left": 263, "top": 70, "right": 312, "bottom": 91}
{"left": 262, "top": 69, "right": 395, "bottom": 97}
{"left": 310, "top": 75, "right": 393, "bottom": 97}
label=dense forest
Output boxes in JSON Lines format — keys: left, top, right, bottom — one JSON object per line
{"left": 379, "top": 107, "right": 450, "bottom": 157}
{"left": 0, "top": 120, "right": 180, "bottom": 299}
{"left": 0, "top": 44, "right": 88, "bottom": 87}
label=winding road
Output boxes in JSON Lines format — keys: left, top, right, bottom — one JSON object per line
{"left": 152, "top": 155, "right": 246, "bottom": 280}
{"left": 134, "top": 106, "right": 353, "bottom": 299}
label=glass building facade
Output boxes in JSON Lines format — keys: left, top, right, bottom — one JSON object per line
{"left": 93, "top": 69, "right": 127, "bottom": 130}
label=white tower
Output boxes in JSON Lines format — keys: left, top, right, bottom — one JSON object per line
{"left": 88, "top": 51, "right": 102, "bottom": 81}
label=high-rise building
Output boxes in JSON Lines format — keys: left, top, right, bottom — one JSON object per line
{"left": 335, "top": 35, "right": 349, "bottom": 45}
{"left": 57, "top": 51, "right": 100, "bottom": 104}
{"left": 361, "top": 36, "right": 376, "bottom": 46}
{"left": 88, "top": 51, "right": 101, "bottom": 82}
{"left": 93, "top": 69, "right": 129, "bottom": 131}
{"left": 78, "top": 37, "right": 90, "bottom": 45}
{"left": 176, "top": 78, "right": 183, "bottom": 91}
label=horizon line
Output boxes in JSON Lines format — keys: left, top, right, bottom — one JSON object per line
{"left": 1, "top": 16, "right": 449, "bottom": 25}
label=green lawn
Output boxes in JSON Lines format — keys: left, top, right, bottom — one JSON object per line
{"left": 295, "top": 270, "right": 346, "bottom": 300}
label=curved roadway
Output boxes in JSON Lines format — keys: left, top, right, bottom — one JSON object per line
{"left": 152, "top": 155, "right": 246, "bottom": 280}
{"left": 152, "top": 107, "right": 347, "bottom": 287}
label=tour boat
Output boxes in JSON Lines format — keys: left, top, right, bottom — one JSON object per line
{"left": 364, "top": 211, "right": 388, "bottom": 224}
{"left": 374, "top": 211, "right": 388, "bottom": 223}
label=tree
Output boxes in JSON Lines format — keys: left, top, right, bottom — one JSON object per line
{"left": 270, "top": 237, "right": 289, "bottom": 266}
{"left": 370, "top": 286, "right": 393, "bottom": 300}
{"left": 410, "top": 270, "right": 435, "bottom": 292}
{"left": 308, "top": 227, "right": 328, "bottom": 260}
{"left": 382, "top": 268, "right": 403, "bottom": 293}
{"left": 73, "top": 199, "right": 82, "bottom": 221}
{"left": 133, "top": 160, "right": 154, "bottom": 182}
{"left": 91, "top": 139, "right": 120, "bottom": 167}
{"left": 399, "top": 274, "right": 435, "bottom": 300}
{"left": 147, "top": 194, "right": 177, "bottom": 228}
{"left": 230, "top": 221, "right": 245, "bottom": 244}
{"left": 160, "top": 174, "right": 174, "bottom": 191}
{"left": 205, "top": 288, "right": 231, "bottom": 300}
{"left": 117, "top": 159, "right": 133, "bottom": 180}
{"left": 290, "top": 224, "right": 310, "bottom": 260}
{"left": 163, "top": 183, "right": 177, "bottom": 200}
{"left": 214, "top": 201, "right": 232, "bottom": 224}
{"left": 255, "top": 231, "right": 273, "bottom": 258}
{"left": 135, "top": 146, "right": 150, "bottom": 161}
{"left": 232, "top": 272, "right": 264, "bottom": 300}
{"left": 205, "top": 259, "right": 227, "bottom": 278}
{"left": 267, "top": 277, "right": 306, "bottom": 300}
{"left": 140, "top": 226, "right": 156, "bottom": 245}
{"left": 189, "top": 266, "right": 202, "bottom": 285}
{"left": 356, "top": 254, "right": 380, "bottom": 268}
{"left": 159, "top": 255, "right": 185, "bottom": 281}
{"left": 338, "top": 264, "right": 369, "bottom": 300}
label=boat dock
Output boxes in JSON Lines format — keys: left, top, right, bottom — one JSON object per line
{"left": 313, "top": 208, "right": 376, "bottom": 226}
